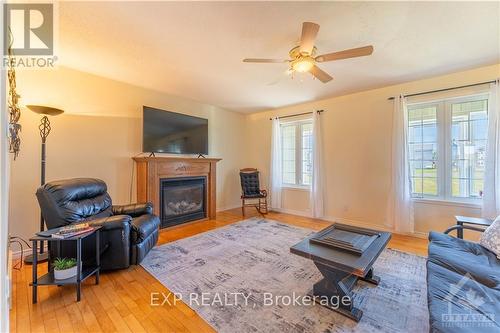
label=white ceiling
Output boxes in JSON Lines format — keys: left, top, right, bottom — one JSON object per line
{"left": 58, "top": 1, "right": 500, "bottom": 113}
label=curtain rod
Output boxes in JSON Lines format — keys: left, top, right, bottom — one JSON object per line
{"left": 387, "top": 80, "right": 497, "bottom": 100}
{"left": 269, "top": 110, "right": 323, "bottom": 121}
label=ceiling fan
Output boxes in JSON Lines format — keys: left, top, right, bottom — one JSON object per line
{"left": 243, "top": 22, "right": 374, "bottom": 83}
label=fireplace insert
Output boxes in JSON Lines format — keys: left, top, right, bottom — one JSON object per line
{"left": 160, "top": 176, "right": 206, "bottom": 228}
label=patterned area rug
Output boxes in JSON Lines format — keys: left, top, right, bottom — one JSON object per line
{"left": 141, "top": 218, "right": 429, "bottom": 333}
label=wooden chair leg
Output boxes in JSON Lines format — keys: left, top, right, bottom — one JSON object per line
{"left": 255, "top": 198, "right": 267, "bottom": 217}
{"left": 242, "top": 199, "right": 245, "bottom": 216}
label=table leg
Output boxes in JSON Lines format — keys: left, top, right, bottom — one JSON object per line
{"left": 47, "top": 242, "right": 51, "bottom": 272}
{"left": 76, "top": 238, "right": 81, "bottom": 302}
{"left": 359, "top": 268, "right": 380, "bottom": 285}
{"left": 95, "top": 230, "right": 100, "bottom": 285}
{"left": 457, "top": 222, "right": 464, "bottom": 239}
{"left": 32, "top": 241, "right": 38, "bottom": 304}
{"left": 56, "top": 241, "right": 62, "bottom": 287}
{"left": 310, "top": 262, "right": 363, "bottom": 322}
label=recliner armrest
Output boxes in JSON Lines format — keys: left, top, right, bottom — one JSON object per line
{"left": 112, "top": 203, "right": 153, "bottom": 217}
{"left": 130, "top": 214, "right": 160, "bottom": 244}
{"left": 81, "top": 214, "right": 132, "bottom": 231}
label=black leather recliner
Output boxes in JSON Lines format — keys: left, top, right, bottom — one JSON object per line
{"left": 36, "top": 178, "right": 160, "bottom": 270}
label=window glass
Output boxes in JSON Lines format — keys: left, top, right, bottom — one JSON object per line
{"left": 281, "top": 124, "right": 296, "bottom": 184}
{"left": 408, "top": 95, "right": 488, "bottom": 201}
{"left": 451, "top": 99, "right": 488, "bottom": 199}
{"left": 280, "top": 120, "right": 313, "bottom": 186}
{"left": 301, "top": 123, "right": 313, "bottom": 186}
{"left": 408, "top": 105, "right": 438, "bottom": 197}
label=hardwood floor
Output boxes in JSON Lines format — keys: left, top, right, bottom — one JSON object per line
{"left": 10, "top": 209, "right": 428, "bottom": 333}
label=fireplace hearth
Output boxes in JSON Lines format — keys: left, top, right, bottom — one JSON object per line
{"left": 160, "top": 177, "right": 206, "bottom": 228}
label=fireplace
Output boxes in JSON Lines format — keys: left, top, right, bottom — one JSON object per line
{"left": 160, "top": 176, "right": 206, "bottom": 228}
{"left": 133, "top": 157, "right": 220, "bottom": 224}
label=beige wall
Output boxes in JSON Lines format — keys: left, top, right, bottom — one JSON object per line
{"left": 9, "top": 66, "right": 247, "bottom": 242}
{"left": 245, "top": 64, "right": 500, "bottom": 239}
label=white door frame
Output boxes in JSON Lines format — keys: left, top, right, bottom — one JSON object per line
{"left": 1, "top": 0, "right": 12, "bottom": 330}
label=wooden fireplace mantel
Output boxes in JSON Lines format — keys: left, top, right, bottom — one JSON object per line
{"left": 133, "top": 156, "right": 221, "bottom": 224}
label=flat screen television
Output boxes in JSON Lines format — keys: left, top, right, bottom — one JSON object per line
{"left": 142, "top": 106, "right": 208, "bottom": 155}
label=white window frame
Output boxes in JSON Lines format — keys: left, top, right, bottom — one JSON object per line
{"left": 280, "top": 119, "right": 313, "bottom": 189}
{"left": 408, "top": 92, "right": 489, "bottom": 204}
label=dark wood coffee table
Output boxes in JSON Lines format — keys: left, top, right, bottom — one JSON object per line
{"left": 290, "top": 223, "right": 391, "bottom": 322}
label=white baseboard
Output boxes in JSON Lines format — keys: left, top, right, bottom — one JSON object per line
{"left": 322, "top": 215, "right": 395, "bottom": 232}
{"left": 10, "top": 245, "right": 47, "bottom": 260}
{"left": 11, "top": 247, "right": 30, "bottom": 260}
{"left": 410, "top": 231, "right": 430, "bottom": 239}
{"left": 271, "top": 207, "right": 312, "bottom": 218}
{"left": 323, "top": 215, "right": 430, "bottom": 238}
{"left": 216, "top": 204, "right": 242, "bottom": 212}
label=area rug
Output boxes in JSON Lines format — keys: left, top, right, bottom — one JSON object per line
{"left": 141, "top": 218, "right": 429, "bottom": 333}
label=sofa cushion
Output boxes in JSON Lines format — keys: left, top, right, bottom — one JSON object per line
{"left": 240, "top": 171, "right": 261, "bottom": 196}
{"left": 130, "top": 214, "right": 160, "bottom": 244}
{"left": 427, "top": 260, "right": 500, "bottom": 333}
{"left": 428, "top": 232, "right": 500, "bottom": 289}
{"left": 480, "top": 217, "right": 500, "bottom": 259}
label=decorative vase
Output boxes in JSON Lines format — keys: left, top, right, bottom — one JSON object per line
{"left": 54, "top": 265, "right": 77, "bottom": 280}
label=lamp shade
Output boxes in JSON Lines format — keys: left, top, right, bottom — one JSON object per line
{"left": 26, "top": 105, "right": 64, "bottom": 116}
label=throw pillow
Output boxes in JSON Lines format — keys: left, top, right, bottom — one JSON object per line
{"left": 479, "top": 216, "right": 500, "bottom": 259}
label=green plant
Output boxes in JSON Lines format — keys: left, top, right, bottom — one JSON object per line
{"left": 53, "top": 257, "right": 77, "bottom": 271}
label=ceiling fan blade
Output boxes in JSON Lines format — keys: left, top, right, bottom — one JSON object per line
{"left": 299, "top": 22, "right": 320, "bottom": 55}
{"left": 243, "top": 58, "right": 288, "bottom": 63}
{"left": 310, "top": 65, "right": 333, "bottom": 83}
{"left": 315, "top": 45, "right": 374, "bottom": 62}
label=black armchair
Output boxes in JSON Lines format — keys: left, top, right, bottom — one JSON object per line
{"left": 240, "top": 168, "right": 268, "bottom": 216}
{"left": 36, "top": 178, "right": 160, "bottom": 270}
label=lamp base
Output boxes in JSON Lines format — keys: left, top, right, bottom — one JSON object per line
{"left": 24, "top": 252, "right": 49, "bottom": 265}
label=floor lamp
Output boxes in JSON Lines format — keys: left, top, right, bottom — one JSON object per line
{"left": 24, "top": 105, "right": 64, "bottom": 264}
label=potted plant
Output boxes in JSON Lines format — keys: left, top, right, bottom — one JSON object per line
{"left": 53, "top": 257, "right": 78, "bottom": 280}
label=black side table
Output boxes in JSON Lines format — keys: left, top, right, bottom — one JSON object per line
{"left": 454, "top": 216, "right": 492, "bottom": 239}
{"left": 29, "top": 226, "right": 101, "bottom": 303}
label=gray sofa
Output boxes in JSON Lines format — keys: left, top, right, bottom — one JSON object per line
{"left": 427, "top": 231, "right": 500, "bottom": 332}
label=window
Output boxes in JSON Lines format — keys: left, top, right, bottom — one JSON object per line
{"left": 408, "top": 105, "right": 438, "bottom": 197}
{"left": 408, "top": 94, "right": 489, "bottom": 202}
{"left": 281, "top": 119, "right": 313, "bottom": 187}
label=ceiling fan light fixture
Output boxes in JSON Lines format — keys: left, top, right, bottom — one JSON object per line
{"left": 291, "top": 57, "right": 314, "bottom": 73}
{"left": 242, "top": 21, "right": 373, "bottom": 84}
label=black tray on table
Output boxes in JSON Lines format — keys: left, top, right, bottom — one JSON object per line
{"left": 309, "top": 223, "right": 381, "bottom": 255}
